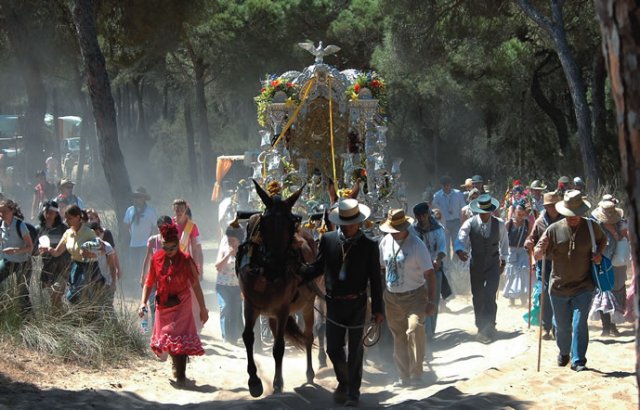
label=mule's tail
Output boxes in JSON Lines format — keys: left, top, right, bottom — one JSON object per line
{"left": 284, "top": 316, "right": 307, "bottom": 351}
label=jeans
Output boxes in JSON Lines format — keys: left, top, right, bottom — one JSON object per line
{"left": 444, "top": 219, "right": 461, "bottom": 260}
{"left": 216, "top": 284, "right": 243, "bottom": 343}
{"left": 0, "top": 259, "right": 32, "bottom": 313}
{"left": 549, "top": 290, "right": 594, "bottom": 366}
{"left": 536, "top": 260, "right": 554, "bottom": 332}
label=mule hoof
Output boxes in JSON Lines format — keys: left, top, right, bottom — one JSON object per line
{"left": 249, "top": 378, "right": 263, "bottom": 397}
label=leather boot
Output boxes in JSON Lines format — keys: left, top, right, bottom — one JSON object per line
{"left": 170, "top": 354, "right": 179, "bottom": 379}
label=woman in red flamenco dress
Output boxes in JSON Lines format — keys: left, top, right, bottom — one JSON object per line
{"left": 138, "top": 223, "right": 209, "bottom": 386}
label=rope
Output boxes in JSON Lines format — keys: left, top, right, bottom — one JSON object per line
{"left": 307, "top": 281, "right": 381, "bottom": 347}
{"left": 328, "top": 77, "right": 338, "bottom": 186}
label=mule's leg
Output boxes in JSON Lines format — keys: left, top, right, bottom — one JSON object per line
{"left": 314, "top": 299, "right": 328, "bottom": 368}
{"left": 272, "top": 310, "right": 288, "bottom": 394}
{"left": 242, "top": 302, "right": 263, "bottom": 397}
{"left": 304, "top": 302, "right": 316, "bottom": 383}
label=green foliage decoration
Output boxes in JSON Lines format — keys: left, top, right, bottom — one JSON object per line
{"left": 254, "top": 76, "right": 301, "bottom": 127}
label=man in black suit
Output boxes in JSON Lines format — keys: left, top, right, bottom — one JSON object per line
{"left": 302, "top": 199, "right": 384, "bottom": 407}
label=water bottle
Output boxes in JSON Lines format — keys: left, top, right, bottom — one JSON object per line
{"left": 140, "top": 307, "right": 149, "bottom": 334}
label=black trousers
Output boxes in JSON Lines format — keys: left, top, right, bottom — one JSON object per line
{"left": 325, "top": 296, "right": 367, "bottom": 400}
{"left": 469, "top": 264, "right": 500, "bottom": 332}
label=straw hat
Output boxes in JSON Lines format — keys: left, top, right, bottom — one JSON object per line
{"left": 543, "top": 192, "right": 561, "bottom": 206}
{"left": 59, "top": 178, "right": 75, "bottom": 188}
{"left": 469, "top": 194, "right": 499, "bottom": 214}
{"left": 131, "top": 186, "right": 151, "bottom": 200}
{"left": 328, "top": 198, "right": 371, "bottom": 226}
{"left": 460, "top": 178, "right": 473, "bottom": 189}
{"left": 555, "top": 190, "right": 591, "bottom": 217}
{"left": 529, "top": 180, "right": 547, "bottom": 191}
{"left": 592, "top": 200, "right": 623, "bottom": 224}
{"left": 380, "top": 208, "right": 414, "bottom": 233}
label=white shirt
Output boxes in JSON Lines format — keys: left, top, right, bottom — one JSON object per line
{"left": 123, "top": 204, "right": 157, "bottom": 247}
{"left": 379, "top": 232, "right": 433, "bottom": 293}
{"left": 454, "top": 215, "right": 509, "bottom": 260}
{"left": 431, "top": 188, "right": 467, "bottom": 222}
{"left": 97, "top": 238, "right": 115, "bottom": 285}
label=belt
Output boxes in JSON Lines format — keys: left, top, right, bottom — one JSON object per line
{"left": 387, "top": 286, "right": 425, "bottom": 296}
{"left": 326, "top": 291, "right": 366, "bottom": 300}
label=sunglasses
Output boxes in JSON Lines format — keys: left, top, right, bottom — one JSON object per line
{"left": 162, "top": 245, "right": 178, "bottom": 252}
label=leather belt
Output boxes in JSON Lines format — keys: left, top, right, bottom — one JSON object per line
{"left": 326, "top": 291, "right": 366, "bottom": 300}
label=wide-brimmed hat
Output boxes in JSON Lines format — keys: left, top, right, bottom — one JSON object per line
{"left": 131, "top": 186, "right": 150, "bottom": 200}
{"left": 469, "top": 194, "right": 499, "bottom": 214}
{"left": 467, "top": 188, "right": 480, "bottom": 200}
{"left": 557, "top": 176, "right": 571, "bottom": 185}
{"left": 543, "top": 192, "right": 561, "bottom": 206}
{"left": 380, "top": 208, "right": 414, "bottom": 233}
{"left": 460, "top": 178, "right": 473, "bottom": 189}
{"left": 555, "top": 190, "right": 591, "bottom": 217}
{"left": 328, "top": 198, "right": 371, "bottom": 226}
{"left": 592, "top": 200, "right": 623, "bottom": 224}
{"left": 59, "top": 178, "right": 75, "bottom": 187}
{"left": 529, "top": 180, "right": 547, "bottom": 190}
{"left": 471, "top": 175, "right": 484, "bottom": 184}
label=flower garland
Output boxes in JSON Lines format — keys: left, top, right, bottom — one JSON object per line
{"left": 254, "top": 75, "right": 301, "bottom": 126}
{"left": 345, "top": 71, "right": 388, "bottom": 114}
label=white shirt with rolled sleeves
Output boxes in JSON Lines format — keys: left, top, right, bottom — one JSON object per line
{"left": 379, "top": 232, "right": 433, "bottom": 293}
{"left": 454, "top": 215, "right": 509, "bottom": 261}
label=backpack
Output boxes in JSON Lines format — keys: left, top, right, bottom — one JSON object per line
{"left": 16, "top": 219, "right": 39, "bottom": 250}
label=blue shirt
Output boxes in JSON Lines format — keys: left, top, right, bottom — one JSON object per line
{"left": 431, "top": 189, "right": 467, "bottom": 222}
{"left": 0, "top": 218, "right": 30, "bottom": 263}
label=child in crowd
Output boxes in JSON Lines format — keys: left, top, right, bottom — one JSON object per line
{"left": 214, "top": 226, "right": 244, "bottom": 344}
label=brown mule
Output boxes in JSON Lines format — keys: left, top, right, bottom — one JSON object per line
{"left": 237, "top": 180, "right": 319, "bottom": 397}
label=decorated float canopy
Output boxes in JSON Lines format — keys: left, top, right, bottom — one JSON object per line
{"left": 246, "top": 41, "right": 405, "bottom": 221}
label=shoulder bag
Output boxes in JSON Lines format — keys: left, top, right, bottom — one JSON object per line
{"left": 587, "top": 219, "right": 615, "bottom": 292}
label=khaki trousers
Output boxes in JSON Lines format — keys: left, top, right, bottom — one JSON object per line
{"left": 383, "top": 286, "right": 428, "bottom": 380}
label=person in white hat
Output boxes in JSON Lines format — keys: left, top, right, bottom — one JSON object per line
{"left": 534, "top": 190, "right": 607, "bottom": 372}
{"left": 589, "top": 200, "right": 628, "bottom": 337}
{"left": 302, "top": 198, "right": 383, "bottom": 407}
{"left": 454, "top": 193, "right": 509, "bottom": 343}
{"left": 379, "top": 208, "right": 436, "bottom": 388}
{"left": 54, "top": 178, "right": 85, "bottom": 212}
{"left": 123, "top": 187, "right": 157, "bottom": 282}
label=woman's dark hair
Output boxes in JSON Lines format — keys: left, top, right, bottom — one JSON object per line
{"left": 157, "top": 215, "right": 172, "bottom": 228}
{"left": 38, "top": 200, "right": 63, "bottom": 227}
{"left": 64, "top": 204, "right": 83, "bottom": 218}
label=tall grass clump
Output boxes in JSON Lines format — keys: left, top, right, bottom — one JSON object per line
{"left": 0, "top": 267, "right": 148, "bottom": 367}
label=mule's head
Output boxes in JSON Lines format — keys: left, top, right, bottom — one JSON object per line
{"left": 253, "top": 179, "right": 304, "bottom": 264}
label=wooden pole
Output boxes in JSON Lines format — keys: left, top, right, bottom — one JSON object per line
{"left": 528, "top": 250, "right": 534, "bottom": 328}
{"left": 537, "top": 258, "right": 546, "bottom": 372}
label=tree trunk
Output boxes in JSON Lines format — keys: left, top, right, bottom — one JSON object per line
{"left": 549, "top": 5, "right": 599, "bottom": 187}
{"left": 531, "top": 57, "right": 570, "bottom": 155}
{"left": 593, "top": 0, "right": 640, "bottom": 398}
{"left": 3, "top": 5, "right": 47, "bottom": 182}
{"left": 517, "top": 0, "right": 601, "bottom": 187}
{"left": 592, "top": 50, "right": 608, "bottom": 146}
{"left": 193, "top": 56, "right": 213, "bottom": 195}
{"left": 184, "top": 99, "right": 199, "bottom": 192}
{"left": 71, "top": 0, "right": 132, "bottom": 230}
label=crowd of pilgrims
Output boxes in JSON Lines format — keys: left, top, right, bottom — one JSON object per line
{"left": 0, "top": 169, "right": 634, "bottom": 393}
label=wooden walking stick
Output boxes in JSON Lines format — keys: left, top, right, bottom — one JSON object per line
{"left": 537, "top": 257, "right": 546, "bottom": 372}
{"left": 527, "top": 249, "right": 534, "bottom": 328}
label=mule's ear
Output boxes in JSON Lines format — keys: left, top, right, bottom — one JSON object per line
{"left": 285, "top": 183, "right": 305, "bottom": 208}
{"left": 327, "top": 178, "right": 338, "bottom": 204}
{"left": 252, "top": 179, "right": 273, "bottom": 208}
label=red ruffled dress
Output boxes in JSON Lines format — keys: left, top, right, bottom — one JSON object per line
{"left": 145, "top": 249, "right": 204, "bottom": 360}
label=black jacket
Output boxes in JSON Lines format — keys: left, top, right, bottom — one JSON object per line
{"left": 306, "top": 230, "right": 383, "bottom": 315}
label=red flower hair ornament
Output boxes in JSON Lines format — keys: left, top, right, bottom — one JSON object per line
{"left": 160, "top": 223, "right": 179, "bottom": 243}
